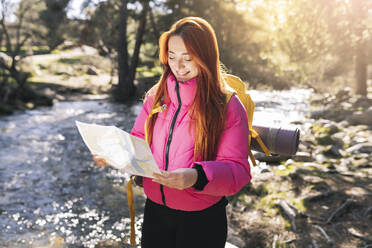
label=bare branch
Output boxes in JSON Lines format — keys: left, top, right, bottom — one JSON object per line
{"left": 0, "top": 9, "right": 13, "bottom": 54}
{"left": 14, "top": 32, "right": 31, "bottom": 58}
{"left": 325, "top": 200, "right": 353, "bottom": 224}
{"left": 314, "top": 225, "right": 333, "bottom": 244}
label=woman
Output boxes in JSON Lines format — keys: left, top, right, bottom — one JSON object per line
{"left": 95, "top": 17, "right": 251, "bottom": 248}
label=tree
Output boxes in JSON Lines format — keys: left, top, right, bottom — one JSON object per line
{"left": 39, "top": 0, "right": 71, "bottom": 52}
{"left": 351, "top": 0, "right": 371, "bottom": 96}
{"left": 115, "top": 0, "right": 150, "bottom": 101}
{"left": 0, "top": 0, "right": 51, "bottom": 107}
{"left": 79, "top": 0, "right": 151, "bottom": 102}
{"left": 308, "top": 0, "right": 371, "bottom": 95}
{"left": 0, "top": 0, "right": 34, "bottom": 89}
{"left": 155, "top": 0, "right": 279, "bottom": 86}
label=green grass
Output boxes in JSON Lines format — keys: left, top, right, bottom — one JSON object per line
{"left": 311, "top": 123, "right": 331, "bottom": 135}
{"left": 274, "top": 164, "right": 296, "bottom": 177}
{"left": 292, "top": 199, "right": 306, "bottom": 212}
{"left": 136, "top": 66, "right": 162, "bottom": 77}
{"left": 0, "top": 45, "right": 50, "bottom": 56}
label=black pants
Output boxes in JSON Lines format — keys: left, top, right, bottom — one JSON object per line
{"left": 141, "top": 198, "right": 228, "bottom": 248}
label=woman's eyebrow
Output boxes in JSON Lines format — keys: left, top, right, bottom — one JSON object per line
{"left": 168, "top": 50, "right": 189, "bottom": 55}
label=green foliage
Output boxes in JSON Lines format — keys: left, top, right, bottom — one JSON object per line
{"left": 79, "top": 1, "right": 120, "bottom": 56}
{"left": 59, "top": 0, "right": 371, "bottom": 91}
{"left": 39, "top": 0, "right": 71, "bottom": 51}
{"left": 0, "top": 46, "right": 50, "bottom": 56}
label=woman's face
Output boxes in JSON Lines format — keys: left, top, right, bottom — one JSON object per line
{"left": 168, "top": 35, "right": 199, "bottom": 82}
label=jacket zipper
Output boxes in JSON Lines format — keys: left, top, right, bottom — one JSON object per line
{"left": 161, "top": 80, "right": 182, "bottom": 206}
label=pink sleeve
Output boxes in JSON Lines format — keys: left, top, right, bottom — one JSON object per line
{"left": 195, "top": 95, "right": 252, "bottom": 196}
{"left": 130, "top": 95, "right": 154, "bottom": 140}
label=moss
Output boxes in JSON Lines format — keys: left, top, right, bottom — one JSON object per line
{"left": 255, "top": 184, "right": 291, "bottom": 216}
{"left": 283, "top": 218, "right": 292, "bottom": 231}
{"left": 311, "top": 124, "right": 331, "bottom": 135}
{"left": 292, "top": 199, "right": 307, "bottom": 212}
{"left": 256, "top": 195, "right": 280, "bottom": 216}
{"left": 274, "top": 164, "right": 296, "bottom": 177}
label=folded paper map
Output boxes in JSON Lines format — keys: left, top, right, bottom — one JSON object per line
{"left": 76, "top": 121, "right": 160, "bottom": 178}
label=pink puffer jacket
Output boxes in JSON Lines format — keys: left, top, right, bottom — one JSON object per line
{"left": 131, "top": 74, "right": 251, "bottom": 211}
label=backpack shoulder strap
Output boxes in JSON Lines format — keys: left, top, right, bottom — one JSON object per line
{"left": 224, "top": 74, "right": 270, "bottom": 166}
{"left": 224, "top": 74, "right": 254, "bottom": 133}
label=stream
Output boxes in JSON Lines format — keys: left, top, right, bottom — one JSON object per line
{"left": 0, "top": 88, "right": 312, "bottom": 248}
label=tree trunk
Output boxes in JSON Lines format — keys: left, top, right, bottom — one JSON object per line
{"left": 149, "top": 8, "right": 160, "bottom": 42}
{"left": 351, "top": 0, "right": 368, "bottom": 96}
{"left": 128, "top": 0, "right": 150, "bottom": 88}
{"left": 116, "top": 0, "right": 150, "bottom": 102}
{"left": 115, "top": 0, "right": 132, "bottom": 101}
{"left": 355, "top": 41, "right": 367, "bottom": 96}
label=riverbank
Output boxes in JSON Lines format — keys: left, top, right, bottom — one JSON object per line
{"left": 1, "top": 46, "right": 371, "bottom": 247}
{"left": 0, "top": 45, "right": 165, "bottom": 116}
{"left": 227, "top": 89, "right": 371, "bottom": 247}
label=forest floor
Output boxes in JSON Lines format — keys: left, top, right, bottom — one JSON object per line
{"left": 9, "top": 47, "right": 372, "bottom": 248}
{"left": 227, "top": 90, "right": 372, "bottom": 248}
{"left": 25, "top": 45, "right": 115, "bottom": 102}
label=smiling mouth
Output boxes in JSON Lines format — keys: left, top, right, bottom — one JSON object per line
{"left": 177, "top": 71, "right": 189, "bottom": 76}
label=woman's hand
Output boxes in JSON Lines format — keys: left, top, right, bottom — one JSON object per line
{"left": 92, "top": 155, "right": 110, "bottom": 167}
{"left": 152, "top": 168, "right": 198, "bottom": 190}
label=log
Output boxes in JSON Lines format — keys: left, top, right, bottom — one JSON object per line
{"left": 272, "top": 234, "right": 278, "bottom": 248}
{"left": 278, "top": 200, "right": 297, "bottom": 231}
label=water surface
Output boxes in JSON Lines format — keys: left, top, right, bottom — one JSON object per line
{"left": 0, "top": 88, "right": 312, "bottom": 247}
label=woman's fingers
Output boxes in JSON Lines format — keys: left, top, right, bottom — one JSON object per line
{"left": 153, "top": 171, "right": 170, "bottom": 179}
{"left": 92, "top": 155, "right": 108, "bottom": 167}
{"left": 152, "top": 168, "right": 197, "bottom": 190}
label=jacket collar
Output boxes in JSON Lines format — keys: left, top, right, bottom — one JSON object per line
{"left": 167, "top": 73, "right": 197, "bottom": 107}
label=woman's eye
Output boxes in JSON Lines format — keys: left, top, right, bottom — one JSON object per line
{"left": 169, "top": 57, "right": 175, "bottom": 60}
{"left": 184, "top": 57, "right": 192, "bottom": 61}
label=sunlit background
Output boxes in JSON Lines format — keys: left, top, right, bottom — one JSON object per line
{"left": 1, "top": 0, "right": 371, "bottom": 95}
{"left": 0, "top": 1, "right": 371, "bottom": 248}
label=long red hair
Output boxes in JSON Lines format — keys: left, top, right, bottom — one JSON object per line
{"left": 146, "top": 17, "right": 228, "bottom": 161}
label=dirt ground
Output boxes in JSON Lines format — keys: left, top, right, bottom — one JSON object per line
{"left": 227, "top": 161, "right": 371, "bottom": 248}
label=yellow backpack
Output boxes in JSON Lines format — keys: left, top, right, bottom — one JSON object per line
{"left": 224, "top": 74, "right": 270, "bottom": 165}
{"left": 126, "top": 74, "right": 270, "bottom": 245}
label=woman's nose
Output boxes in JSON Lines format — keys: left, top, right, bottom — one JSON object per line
{"left": 176, "top": 59, "right": 185, "bottom": 69}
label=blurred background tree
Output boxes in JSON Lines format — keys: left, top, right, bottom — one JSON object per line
{"left": 1, "top": 0, "right": 371, "bottom": 106}
{"left": 0, "top": 0, "right": 44, "bottom": 96}
{"left": 39, "top": 0, "right": 71, "bottom": 52}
